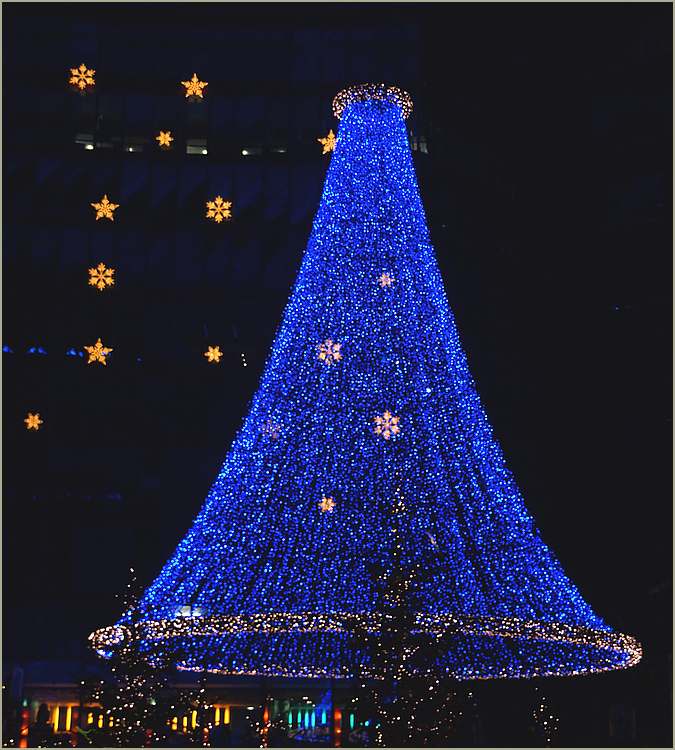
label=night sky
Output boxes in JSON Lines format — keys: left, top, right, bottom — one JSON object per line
{"left": 3, "top": 2, "right": 672, "bottom": 742}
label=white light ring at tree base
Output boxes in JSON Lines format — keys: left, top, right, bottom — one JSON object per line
{"left": 89, "top": 612, "right": 641, "bottom": 680}
{"left": 332, "top": 84, "right": 413, "bottom": 120}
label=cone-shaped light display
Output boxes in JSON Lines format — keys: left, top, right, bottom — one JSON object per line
{"left": 92, "top": 85, "right": 641, "bottom": 679}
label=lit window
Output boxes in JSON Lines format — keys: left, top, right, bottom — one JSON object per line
{"left": 186, "top": 139, "right": 207, "bottom": 155}
{"left": 75, "top": 133, "right": 94, "bottom": 150}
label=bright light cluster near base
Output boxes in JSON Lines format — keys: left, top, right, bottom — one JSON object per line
{"left": 92, "top": 85, "right": 641, "bottom": 680}
{"left": 90, "top": 611, "right": 641, "bottom": 680}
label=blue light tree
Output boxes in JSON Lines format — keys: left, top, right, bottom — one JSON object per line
{"left": 93, "top": 84, "right": 640, "bottom": 682}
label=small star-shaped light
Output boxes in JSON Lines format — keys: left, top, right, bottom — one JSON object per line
{"left": 206, "top": 196, "right": 232, "bottom": 223}
{"left": 182, "top": 74, "right": 208, "bottom": 98}
{"left": 84, "top": 338, "right": 113, "bottom": 365}
{"left": 24, "top": 413, "right": 43, "bottom": 430}
{"left": 317, "top": 129, "right": 337, "bottom": 154}
{"left": 317, "top": 339, "right": 342, "bottom": 365}
{"left": 88, "top": 263, "right": 115, "bottom": 291}
{"left": 262, "top": 421, "right": 280, "bottom": 440}
{"left": 156, "top": 131, "right": 174, "bottom": 148}
{"left": 319, "top": 496, "right": 335, "bottom": 513}
{"left": 378, "top": 272, "right": 394, "bottom": 288}
{"left": 374, "top": 410, "right": 400, "bottom": 440}
{"left": 69, "top": 63, "right": 95, "bottom": 90}
{"left": 204, "top": 346, "right": 223, "bottom": 363}
{"left": 91, "top": 195, "right": 119, "bottom": 221}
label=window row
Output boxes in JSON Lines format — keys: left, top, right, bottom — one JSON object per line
{"left": 7, "top": 87, "right": 423, "bottom": 156}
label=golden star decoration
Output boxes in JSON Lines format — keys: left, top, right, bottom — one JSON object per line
{"left": 378, "top": 272, "right": 394, "bottom": 288}
{"left": 262, "top": 421, "right": 280, "bottom": 440}
{"left": 88, "top": 263, "right": 115, "bottom": 291}
{"left": 156, "top": 131, "right": 174, "bottom": 148}
{"left": 69, "top": 63, "right": 95, "bottom": 90}
{"left": 319, "top": 496, "right": 335, "bottom": 513}
{"left": 204, "top": 346, "right": 223, "bottom": 363}
{"left": 91, "top": 195, "right": 119, "bottom": 221}
{"left": 317, "top": 339, "right": 342, "bottom": 365}
{"left": 182, "top": 74, "right": 208, "bottom": 98}
{"left": 318, "top": 129, "right": 337, "bottom": 154}
{"left": 84, "top": 338, "right": 113, "bottom": 365}
{"left": 374, "top": 410, "right": 400, "bottom": 440}
{"left": 24, "top": 413, "right": 43, "bottom": 430}
{"left": 206, "top": 196, "right": 232, "bottom": 223}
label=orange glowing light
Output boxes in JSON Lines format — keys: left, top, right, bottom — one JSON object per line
{"left": 318, "top": 129, "right": 336, "bottom": 154}
{"left": 69, "top": 63, "right": 95, "bottom": 90}
{"left": 182, "top": 74, "right": 208, "bottom": 98}
{"left": 206, "top": 196, "right": 232, "bottom": 223}
{"left": 84, "top": 338, "right": 112, "bottom": 365}
{"left": 374, "top": 410, "right": 400, "bottom": 440}
{"left": 91, "top": 195, "right": 119, "bottom": 221}
{"left": 156, "top": 131, "right": 174, "bottom": 148}
{"left": 24, "top": 413, "right": 43, "bottom": 430}
{"left": 204, "top": 346, "right": 223, "bottom": 363}
{"left": 88, "top": 262, "right": 115, "bottom": 290}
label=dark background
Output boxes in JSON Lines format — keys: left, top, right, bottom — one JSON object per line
{"left": 3, "top": 3, "right": 671, "bottom": 745}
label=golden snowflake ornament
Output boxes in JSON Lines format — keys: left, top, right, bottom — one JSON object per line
{"left": 91, "top": 195, "right": 119, "bottom": 221}
{"left": 378, "top": 272, "right": 394, "bottom": 288}
{"left": 70, "top": 63, "right": 95, "bottom": 90}
{"left": 317, "top": 129, "right": 337, "bottom": 154}
{"left": 88, "top": 263, "right": 115, "bottom": 291}
{"left": 375, "top": 410, "right": 400, "bottom": 440}
{"left": 156, "top": 131, "right": 174, "bottom": 148}
{"left": 24, "top": 413, "right": 43, "bottom": 430}
{"left": 204, "top": 345, "right": 223, "bottom": 363}
{"left": 84, "top": 338, "right": 113, "bottom": 365}
{"left": 319, "top": 496, "right": 335, "bottom": 513}
{"left": 262, "top": 421, "right": 280, "bottom": 440}
{"left": 182, "top": 74, "right": 208, "bottom": 98}
{"left": 317, "top": 339, "right": 342, "bottom": 365}
{"left": 206, "top": 196, "right": 232, "bottom": 223}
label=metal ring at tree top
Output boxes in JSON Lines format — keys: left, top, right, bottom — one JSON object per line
{"left": 332, "top": 84, "right": 413, "bottom": 120}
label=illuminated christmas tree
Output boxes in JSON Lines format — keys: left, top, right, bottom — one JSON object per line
{"left": 92, "top": 84, "right": 641, "bottom": 682}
